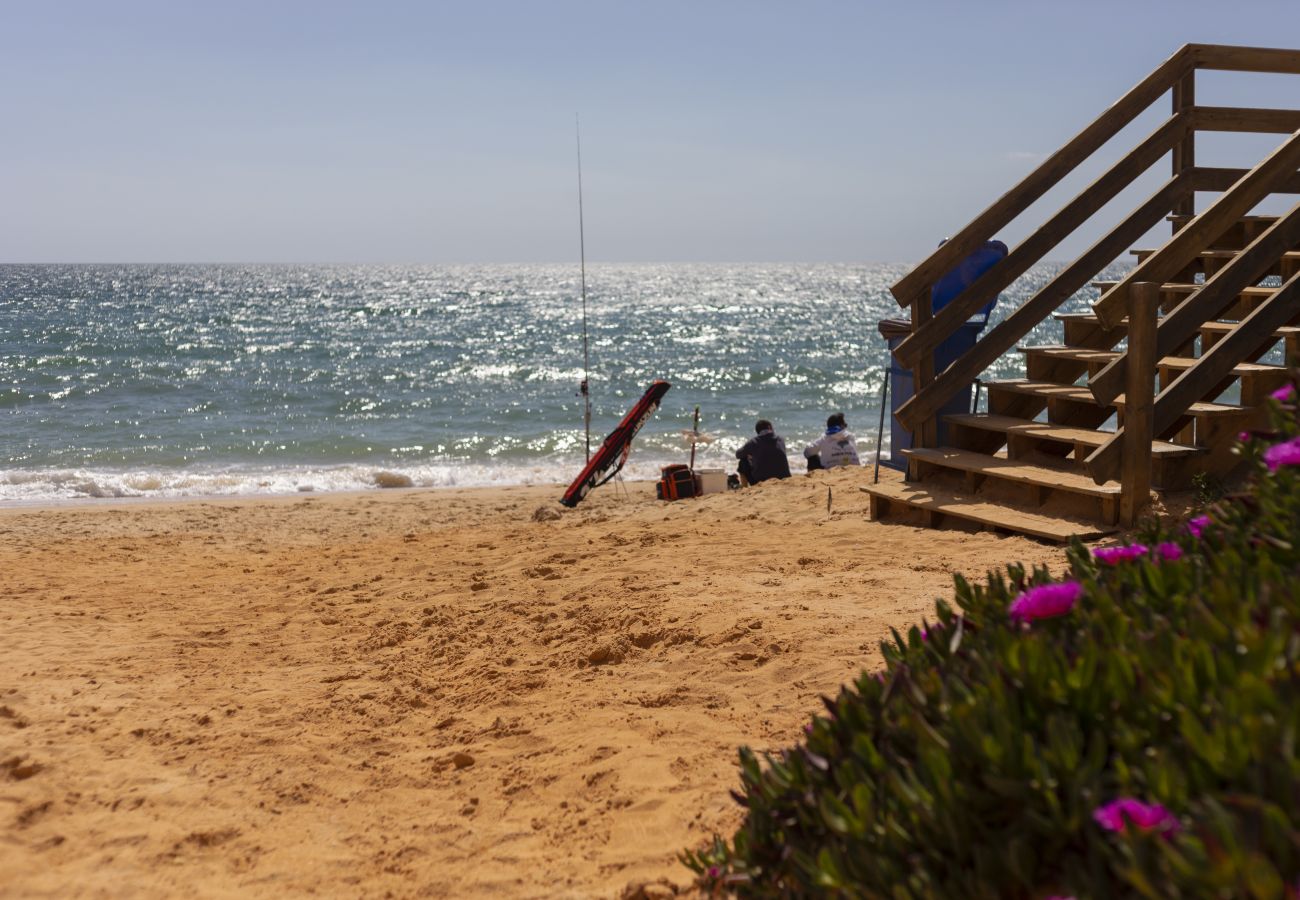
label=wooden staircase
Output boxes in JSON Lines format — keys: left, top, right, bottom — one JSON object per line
{"left": 864, "top": 44, "right": 1300, "bottom": 541}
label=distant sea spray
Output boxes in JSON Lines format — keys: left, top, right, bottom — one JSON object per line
{"left": 0, "top": 263, "right": 1121, "bottom": 503}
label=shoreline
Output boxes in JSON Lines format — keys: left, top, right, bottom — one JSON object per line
{"left": 1, "top": 465, "right": 1060, "bottom": 896}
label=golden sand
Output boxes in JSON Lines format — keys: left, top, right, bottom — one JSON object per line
{"left": 1, "top": 468, "right": 1061, "bottom": 897}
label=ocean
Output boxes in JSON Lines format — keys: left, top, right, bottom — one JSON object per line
{"left": 0, "top": 262, "right": 1128, "bottom": 504}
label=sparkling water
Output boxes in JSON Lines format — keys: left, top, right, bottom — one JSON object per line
{"left": 0, "top": 262, "right": 1123, "bottom": 503}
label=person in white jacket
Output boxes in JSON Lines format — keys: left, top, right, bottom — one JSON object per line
{"left": 803, "top": 412, "right": 861, "bottom": 470}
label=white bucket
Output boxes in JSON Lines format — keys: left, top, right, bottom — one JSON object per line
{"left": 695, "top": 468, "right": 727, "bottom": 495}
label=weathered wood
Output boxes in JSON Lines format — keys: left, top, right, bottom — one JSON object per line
{"left": 943, "top": 413, "right": 1200, "bottom": 456}
{"left": 860, "top": 480, "right": 1118, "bottom": 542}
{"left": 1093, "top": 129, "right": 1300, "bottom": 328}
{"left": 1090, "top": 199, "right": 1300, "bottom": 405}
{"left": 1192, "top": 44, "right": 1300, "bottom": 74}
{"left": 1088, "top": 277, "right": 1299, "bottom": 484}
{"left": 1173, "top": 74, "right": 1196, "bottom": 218}
{"left": 891, "top": 114, "right": 1191, "bottom": 368}
{"left": 888, "top": 47, "right": 1193, "bottom": 309}
{"left": 911, "top": 293, "right": 937, "bottom": 452}
{"left": 892, "top": 177, "right": 1189, "bottom": 432}
{"left": 1194, "top": 106, "right": 1300, "bottom": 133}
{"left": 1119, "top": 284, "right": 1159, "bottom": 524}
{"left": 904, "top": 447, "right": 1121, "bottom": 496}
{"left": 1192, "top": 167, "right": 1300, "bottom": 194}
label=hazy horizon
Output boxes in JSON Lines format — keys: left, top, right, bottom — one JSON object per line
{"left": 4, "top": 0, "right": 1298, "bottom": 265}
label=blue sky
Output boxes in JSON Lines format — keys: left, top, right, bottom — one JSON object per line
{"left": 2, "top": 0, "right": 1298, "bottom": 263}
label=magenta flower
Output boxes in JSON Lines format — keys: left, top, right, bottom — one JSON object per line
{"left": 1238, "top": 431, "right": 1251, "bottom": 442}
{"left": 1186, "top": 515, "right": 1211, "bottom": 538}
{"left": 1271, "top": 384, "right": 1296, "bottom": 402}
{"left": 1009, "top": 581, "right": 1083, "bottom": 623}
{"left": 1093, "top": 544, "right": 1149, "bottom": 565}
{"left": 1093, "top": 798, "right": 1179, "bottom": 834}
{"left": 1154, "top": 542, "right": 1183, "bottom": 562}
{"left": 1264, "top": 436, "right": 1300, "bottom": 472}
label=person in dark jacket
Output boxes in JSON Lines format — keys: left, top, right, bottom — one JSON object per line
{"left": 735, "top": 419, "right": 792, "bottom": 486}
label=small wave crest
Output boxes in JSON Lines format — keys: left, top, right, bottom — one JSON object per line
{"left": 0, "top": 456, "right": 739, "bottom": 505}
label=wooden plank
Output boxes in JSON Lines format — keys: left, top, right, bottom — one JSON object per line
{"left": 1086, "top": 276, "right": 1298, "bottom": 484}
{"left": 1191, "top": 44, "right": 1300, "bottom": 74}
{"left": 912, "top": 293, "right": 937, "bottom": 449}
{"left": 888, "top": 47, "right": 1192, "bottom": 309}
{"left": 1090, "top": 199, "right": 1300, "bottom": 404}
{"left": 944, "top": 413, "right": 1200, "bottom": 456}
{"left": 1193, "top": 167, "right": 1300, "bottom": 194}
{"left": 891, "top": 177, "right": 1190, "bottom": 431}
{"left": 1093, "top": 129, "right": 1300, "bottom": 328}
{"left": 986, "top": 379, "right": 1247, "bottom": 416}
{"left": 1025, "top": 345, "right": 1282, "bottom": 377}
{"left": 1120, "top": 284, "right": 1158, "bottom": 524}
{"left": 1194, "top": 106, "right": 1300, "bottom": 133}
{"left": 1132, "top": 249, "right": 1300, "bottom": 262}
{"left": 904, "top": 447, "right": 1122, "bottom": 495}
{"left": 1092, "top": 281, "right": 1276, "bottom": 297}
{"left": 891, "top": 113, "right": 1190, "bottom": 365}
{"left": 860, "top": 481, "right": 1118, "bottom": 542}
{"left": 1173, "top": 73, "right": 1195, "bottom": 218}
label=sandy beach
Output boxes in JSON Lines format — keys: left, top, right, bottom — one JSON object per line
{"left": 1, "top": 468, "right": 1063, "bottom": 898}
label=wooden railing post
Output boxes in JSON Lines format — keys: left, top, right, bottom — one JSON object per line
{"left": 1172, "top": 70, "right": 1196, "bottom": 220}
{"left": 1120, "top": 283, "right": 1159, "bottom": 526}
{"left": 911, "top": 294, "right": 936, "bottom": 451}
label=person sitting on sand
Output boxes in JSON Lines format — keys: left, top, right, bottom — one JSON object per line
{"left": 804, "top": 412, "right": 861, "bottom": 470}
{"left": 735, "top": 419, "right": 791, "bottom": 486}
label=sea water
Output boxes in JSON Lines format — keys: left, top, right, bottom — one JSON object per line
{"left": 0, "top": 262, "right": 1127, "bottom": 503}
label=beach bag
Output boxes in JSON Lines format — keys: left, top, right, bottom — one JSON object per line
{"left": 657, "top": 464, "right": 696, "bottom": 501}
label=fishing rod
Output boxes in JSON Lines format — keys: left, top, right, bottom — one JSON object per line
{"left": 576, "top": 115, "right": 592, "bottom": 462}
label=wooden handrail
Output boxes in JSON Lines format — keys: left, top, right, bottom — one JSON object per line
{"left": 1192, "top": 167, "right": 1300, "bottom": 193}
{"left": 1191, "top": 44, "right": 1300, "bottom": 74}
{"left": 891, "top": 176, "right": 1191, "bottom": 432}
{"left": 887, "top": 45, "right": 1194, "bottom": 310}
{"left": 890, "top": 113, "right": 1190, "bottom": 370}
{"left": 1195, "top": 107, "right": 1300, "bottom": 133}
{"left": 1092, "top": 128, "right": 1300, "bottom": 329}
{"left": 1088, "top": 199, "right": 1300, "bottom": 408}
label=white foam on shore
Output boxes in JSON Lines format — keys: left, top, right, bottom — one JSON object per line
{"left": 0, "top": 457, "right": 691, "bottom": 505}
{"left": 0, "top": 450, "right": 883, "bottom": 506}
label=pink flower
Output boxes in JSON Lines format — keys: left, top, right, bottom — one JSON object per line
{"left": 1238, "top": 431, "right": 1251, "bottom": 442}
{"left": 1264, "top": 436, "right": 1300, "bottom": 472}
{"left": 1009, "top": 581, "right": 1083, "bottom": 623}
{"left": 1093, "top": 798, "right": 1179, "bottom": 834}
{"left": 1154, "top": 542, "right": 1183, "bottom": 562}
{"left": 1271, "top": 384, "right": 1296, "bottom": 402}
{"left": 1186, "top": 515, "right": 1211, "bottom": 538}
{"left": 1093, "top": 544, "right": 1149, "bottom": 565}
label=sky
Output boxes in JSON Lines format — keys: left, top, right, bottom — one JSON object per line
{"left": 2, "top": 0, "right": 1299, "bottom": 264}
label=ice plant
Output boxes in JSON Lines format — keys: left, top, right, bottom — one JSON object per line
{"left": 1008, "top": 581, "right": 1082, "bottom": 623}
{"left": 1154, "top": 542, "right": 1183, "bottom": 562}
{"left": 1263, "top": 435, "right": 1300, "bottom": 472}
{"left": 1093, "top": 798, "right": 1179, "bottom": 834}
{"left": 1186, "top": 515, "right": 1211, "bottom": 538}
{"left": 1093, "top": 544, "right": 1148, "bottom": 565}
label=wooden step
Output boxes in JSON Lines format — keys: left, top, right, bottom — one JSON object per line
{"left": 861, "top": 480, "right": 1118, "bottom": 543}
{"left": 944, "top": 413, "right": 1200, "bottom": 457}
{"left": 903, "top": 447, "right": 1120, "bottom": 495}
{"left": 983, "top": 379, "right": 1250, "bottom": 416}
{"left": 1090, "top": 281, "right": 1277, "bottom": 298}
{"left": 1021, "top": 345, "right": 1285, "bottom": 382}
{"left": 1131, "top": 249, "right": 1300, "bottom": 262}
